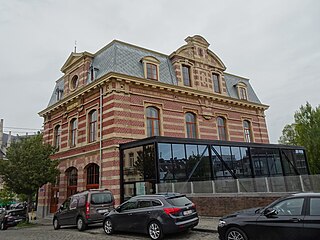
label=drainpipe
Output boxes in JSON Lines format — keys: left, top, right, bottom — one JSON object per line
{"left": 99, "top": 86, "right": 103, "bottom": 188}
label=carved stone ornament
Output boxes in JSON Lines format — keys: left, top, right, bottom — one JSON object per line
{"left": 203, "top": 115, "right": 212, "bottom": 120}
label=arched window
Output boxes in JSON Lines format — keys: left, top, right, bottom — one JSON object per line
{"left": 243, "top": 120, "right": 252, "bottom": 142}
{"left": 185, "top": 112, "right": 197, "bottom": 138}
{"left": 54, "top": 125, "right": 61, "bottom": 150}
{"left": 146, "top": 107, "right": 160, "bottom": 137}
{"left": 66, "top": 167, "right": 78, "bottom": 197}
{"left": 88, "top": 110, "right": 97, "bottom": 142}
{"left": 70, "top": 118, "right": 77, "bottom": 147}
{"left": 217, "top": 117, "right": 227, "bottom": 140}
{"left": 86, "top": 163, "right": 99, "bottom": 190}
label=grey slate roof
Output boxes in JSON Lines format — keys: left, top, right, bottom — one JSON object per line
{"left": 224, "top": 73, "right": 261, "bottom": 104}
{"left": 47, "top": 77, "right": 64, "bottom": 107}
{"left": 91, "top": 41, "right": 177, "bottom": 85}
{"left": 47, "top": 40, "right": 262, "bottom": 107}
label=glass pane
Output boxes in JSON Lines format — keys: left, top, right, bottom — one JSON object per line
{"left": 267, "top": 149, "right": 283, "bottom": 176}
{"left": 273, "top": 198, "right": 304, "bottom": 216}
{"left": 123, "top": 146, "right": 144, "bottom": 183}
{"left": 123, "top": 183, "right": 135, "bottom": 202}
{"left": 231, "top": 147, "right": 251, "bottom": 178}
{"left": 185, "top": 144, "right": 211, "bottom": 181}
{"left": 212, "top": 145, "right": 226, "bottom": 179}
{"left": 251, "top": 148, "right": 269, "bottom": 177}
{"left": 281, "top": 150, "right": 296, "bottom": 175}
{"left": 158, "top": 143, "right": 174, "bottom": 182}
{"left": 172, "top": 144, "right": 186, "bottom": 180}
{"left": 310, "top": 198, "right": 320, "bottom": 216}
{"left": 295, "top": 150, "right": 308, "bottom": 174}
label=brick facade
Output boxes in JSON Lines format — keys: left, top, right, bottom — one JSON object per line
{"left": 37, "top": 35, "right": 269, "bottom": 218}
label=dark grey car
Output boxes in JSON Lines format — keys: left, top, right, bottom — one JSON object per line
{"left": 103, "top": 193, "right": 199, "bottom": 240}
{"left": 53, "top": 189, "right": 114, "bottom": 231}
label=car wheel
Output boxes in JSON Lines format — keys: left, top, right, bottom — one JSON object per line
{"left": 148, "top": 221, "right": 163, "bottom": 240}
{"left": 53, "top": 218, "right": 60, "bottom": 230}
{"left": 226, "top": 227, "right": 248, "bottom": 240}
{"left": 1, "top": 221, "right": 7, "bottom": 230}
{"left": 103, "top": 218, "right": 114, "bottom": 235}
{"left": 76, "top": 217, "right": 87, "bottom": 231}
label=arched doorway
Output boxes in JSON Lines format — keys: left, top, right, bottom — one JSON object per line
{"left": 85, "top": 163, "right": 99, "bottom": 190}
{"left": 66, "top": 167, "right": 78, "bottom": 197}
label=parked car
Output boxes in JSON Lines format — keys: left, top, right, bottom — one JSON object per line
{"left": 218, "top": 192, "right": 320, "bottom": 240}
{"left": 103, "top": 193, "right": 199, "bottom": 240}
{"left": 0, "top": 207, "right": 29, "bottom": 230}
{"left": 53, "top": 189, "right": 114, "bottom": 231}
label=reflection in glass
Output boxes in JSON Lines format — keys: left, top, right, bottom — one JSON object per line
{"left": 158, "top": 143, "right": 174, "bottom": 182}
{"left": 172, "top": 144, "right": 186, "bottom": 180}
{"left": 251, "top": 148, "right": 282, "bottom": 177}
{"left": 186, "top": 144, "right": 210, "bottom": 181}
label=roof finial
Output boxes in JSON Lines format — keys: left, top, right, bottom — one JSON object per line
{"left": 74, "top": 40, "right": 77, "bottom": 53}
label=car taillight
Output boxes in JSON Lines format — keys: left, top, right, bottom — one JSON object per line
{"left": 192, "top": 203, "right": 196, "bottom": 209}
{"left": 85, "top": 202, "right": 90, "bottom": 219}
{"left": 112, "top": 199, "right": 115, "bottom": 207}
{"left": 163, "top": 207, "right": 181, "bottom": 215}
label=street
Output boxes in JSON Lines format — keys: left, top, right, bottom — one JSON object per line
{"left": 0, "top": 224, "right": 219, "bottom": 240}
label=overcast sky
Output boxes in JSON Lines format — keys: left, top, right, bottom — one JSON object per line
{"left": 1, "top": 0, "right": 319, "bottom": 143}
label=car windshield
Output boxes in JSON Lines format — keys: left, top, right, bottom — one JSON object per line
{"left": 166, "top": 196, "right": 192, "bottom": 207}
{"left": 91, "top": 193, "right": 112, "bottom": 204}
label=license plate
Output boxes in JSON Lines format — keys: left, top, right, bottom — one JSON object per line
{"left": 183, "top": 210, "right": 192, "bottom": 216}
{"left": 98, "top": 209, "right": 109, "bottom": 214}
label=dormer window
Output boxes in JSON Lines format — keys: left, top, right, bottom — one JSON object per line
{"left": 55, "top": 88, "right": 63, "bottom": 101}
{"left": 236, "top": 82, "right": 248, "bottom": 100}
{"left": 141, "top": 56, "right": 160, "bottom": 81}
{"left": 182, "top": 65, "right": 191, "bottom": 86}
{"left": 212, "top": 73, "right": 221, "bottom": 93}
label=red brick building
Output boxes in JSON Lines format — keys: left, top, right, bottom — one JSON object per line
{"left": 38, "top": 35, "right": 270, "bottom": 217}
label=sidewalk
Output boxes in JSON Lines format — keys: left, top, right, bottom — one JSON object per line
{"left": 34, "top": 215, "right": 219, "bottom": 233}
{"left": 193, "top": 216, "right": 219, "bottom": 233}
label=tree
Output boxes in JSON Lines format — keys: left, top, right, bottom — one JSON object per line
{"left": 0, "top": 134, "right": 60, "bottom": 209}
{"left": 0, "top": 187, "right": 15, "bottom": 207}
{"left": 279, "top": 102, "right": 320, "bottom": 174}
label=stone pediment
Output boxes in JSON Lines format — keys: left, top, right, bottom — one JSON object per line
{"left": 61, "top": 51, "right": 94, "bottom": 73}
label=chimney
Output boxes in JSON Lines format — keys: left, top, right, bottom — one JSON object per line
{"left": 0, "top": 119, "right": 3, "bottom": 147}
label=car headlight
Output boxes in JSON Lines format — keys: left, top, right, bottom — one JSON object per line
{"left": 218, "top": 220, "right": 226, "bottom": 228}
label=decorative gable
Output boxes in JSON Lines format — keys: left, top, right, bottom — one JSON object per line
{"left": 170, "top": 35, "right": 227, "bottom": 94}
{"left": 60, "top": 51, "right": 94, "bottom": 97}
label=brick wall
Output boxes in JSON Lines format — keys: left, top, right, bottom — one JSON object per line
{"left": 188, "top": 193, "right": 287, "bottom": 217}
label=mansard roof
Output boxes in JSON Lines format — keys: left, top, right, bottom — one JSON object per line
{"left": 46, "top": 38, "right": 262, "bottom": 107}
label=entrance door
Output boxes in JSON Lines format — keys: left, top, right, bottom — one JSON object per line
{"left": 50, "top": 187, "right": 59, "bottom": 213}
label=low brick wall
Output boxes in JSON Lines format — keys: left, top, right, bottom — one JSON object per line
{"left": 187, "top": 193, "right": 289, "bottom": 217}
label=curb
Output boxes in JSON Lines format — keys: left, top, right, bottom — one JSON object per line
{"left": 192, "top": 227, "right": 218, "bottom": 233}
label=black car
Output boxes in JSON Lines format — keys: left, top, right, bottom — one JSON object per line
{"left": 218, "top": 192, "right": 320, "bottom": 240}
{"left": 103, "top": 193, "right": 199, "bottom": 240}
{"left": 53, "top": 189, "right": 114, "bottom": 231}
{"left": 0, "top": 208, "right": 29, "bottom": 230}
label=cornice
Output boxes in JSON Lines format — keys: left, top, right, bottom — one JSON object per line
{"left": 39, "top": 72, "right": 269, "bottom": 117}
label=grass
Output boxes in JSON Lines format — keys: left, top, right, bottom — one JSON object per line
{"left": 16, "top": 221, "right": 36, "bottom": 228}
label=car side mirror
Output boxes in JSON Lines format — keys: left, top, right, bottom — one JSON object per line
{"left": 264, "top": 208, "right": 277, "bottom": 217}
{"left": 116, "top": 206, "right": 121, "bottom": 213}
{"left": 59, "top": 205, "right": 64, "bottom": 211}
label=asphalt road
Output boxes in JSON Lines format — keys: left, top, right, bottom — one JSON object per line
{"left": 0, "top": 224, "right": 219, "bottom": 240}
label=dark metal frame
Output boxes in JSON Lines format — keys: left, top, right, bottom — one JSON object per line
{"left": 119, "top": 136, "right": 309, "bottom": 202}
